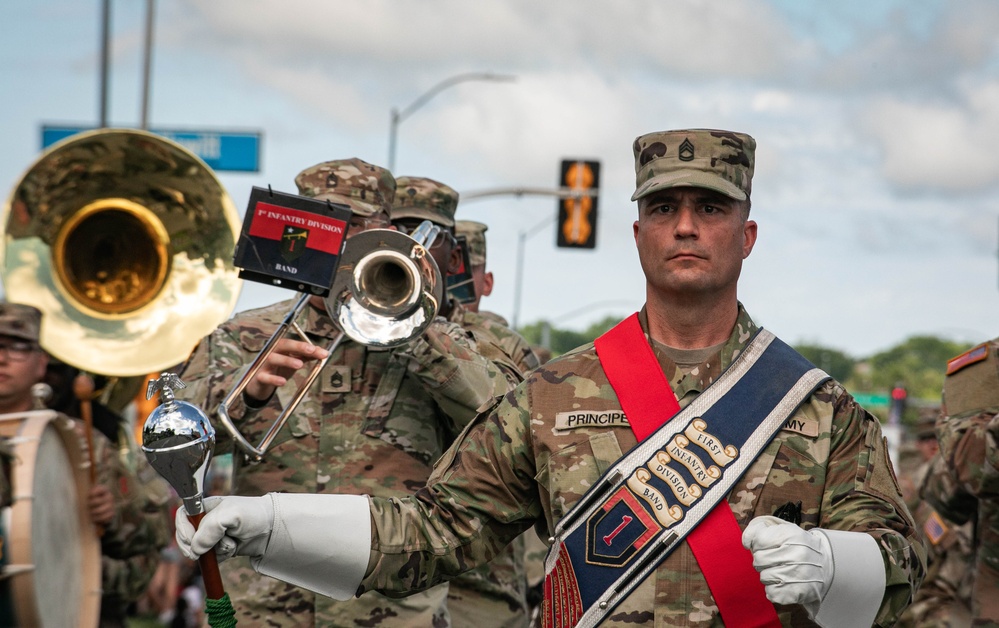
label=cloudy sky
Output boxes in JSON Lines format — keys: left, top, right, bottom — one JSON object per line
{"left": 3, "top": 0, "right": 999, "bottom": 358}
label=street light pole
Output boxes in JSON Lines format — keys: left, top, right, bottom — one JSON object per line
{"left": 387, "top": 72, "right": 515, "bottom": 171}
{"left": 512, "top": 214, "right": 555, "bottom": 330}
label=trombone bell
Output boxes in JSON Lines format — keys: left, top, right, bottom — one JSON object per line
{"left": 327, "top": 228, "right": 442, "bottom": 349}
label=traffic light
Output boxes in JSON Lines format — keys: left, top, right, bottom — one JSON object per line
{"left": 888, "top": 383, "right": 907, "bottom": 425}
{"left": 557, "top": 159, "right": 599, "bottom": 249}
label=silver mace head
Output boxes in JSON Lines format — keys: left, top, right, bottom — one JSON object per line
{"left": 141, "top": 372, "right": 215, "bottom": 516}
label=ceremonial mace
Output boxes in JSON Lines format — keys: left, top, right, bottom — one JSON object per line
{"left": 141, "top": 373, "right": 230, "bottom": 608}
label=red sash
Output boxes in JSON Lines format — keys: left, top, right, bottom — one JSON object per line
{"left": 593, "top": 313, "right": 780, "bottom": 627}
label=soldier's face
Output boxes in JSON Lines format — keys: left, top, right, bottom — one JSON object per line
{"left": 0, "top": 336, "right": 47, "bottom": 409}
{"left": 633, "top": 186, "right": 756, "bottom": 301}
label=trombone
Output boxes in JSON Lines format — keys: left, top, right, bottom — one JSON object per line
{"left": 217, "top": 221, "right": 443, "bottom": 461}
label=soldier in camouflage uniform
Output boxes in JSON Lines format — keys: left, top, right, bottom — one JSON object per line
{"left": 923, "top": 339, "right": 999, "bottom": 627}
{"left": 455, "top": 217, "right": 549, "bottom": 620}
{"left": 392, "top": 176, "right": 538, "bottom": 628}
{"left": 176, "top": 159, "right": 522, "bottom": 627}
{"left": 453, "top": 221, "right": 497, "bottom": 318}
{"left": 896, "top": 412, "right": 973, "bottom": 627}
{"left": 177, "top": 130, "right": 926, "bottom": 627}
{"left": 0, "top": 302, "right": 169, "bottom": 627}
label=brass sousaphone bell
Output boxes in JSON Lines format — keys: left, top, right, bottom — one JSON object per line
{"left": 0, "top": 128, "right": 243, "bottom": 377}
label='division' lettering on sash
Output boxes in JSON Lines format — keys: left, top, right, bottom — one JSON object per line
{"left": 684, "top": 418, "right": 738, "bottom": 466}
{"left": 667, "top": 435, "right": 720, "bottom": 487}
{"left": 647, "top": 452, "right": 702, "bottom": 506}
{"left": 626, "top": 468, "right": 683, "bottom": 528}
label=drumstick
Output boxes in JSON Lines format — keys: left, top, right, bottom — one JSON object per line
{"left": 72, "top": 373, "right": 104, "bottom": 537}
{"left": 186, "top": 511, "right": 227, "bottom": 600}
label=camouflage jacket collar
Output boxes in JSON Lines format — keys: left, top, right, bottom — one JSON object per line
{"left": 637, "top": 303, "right": 760, "bottom": 400}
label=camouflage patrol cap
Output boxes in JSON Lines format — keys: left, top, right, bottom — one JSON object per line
{"left": 914, "top": 409, "right": 939, "bottom": 439}
{"left": 390, "top": 176, "right": 458, "bottom": 228}
{"left": 631, "top": 129, "right": 756, "bottom": 202}
{"left": 455, "top": 220, "right": 488, "bottom": 266}
{"left": 294, "top": 158, "right": 395, "bottom": 217}
{"left": 0, "top": 302, "right": 41, "bottom": 342}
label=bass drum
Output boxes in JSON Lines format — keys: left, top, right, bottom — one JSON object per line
{"left": 0, "top": 410, "right": 100, "bottom": 628}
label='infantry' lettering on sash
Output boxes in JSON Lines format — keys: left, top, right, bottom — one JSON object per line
{"left": 667, "top": 435, "right": 720, "bottom": 487}
{"left": 781, "top": 416, "right": 819, "bottom": 438}
{"left": 685, "top": 418, "right": 738, "bottom": 466}
{"left": 648, "top": 451, "right": 702, "bottom": 506}
{"left": 627, "top": 468, "right": 683, "bottom": 528}
{"left": 555, "top": 411, "right": 630, "bottom": 430}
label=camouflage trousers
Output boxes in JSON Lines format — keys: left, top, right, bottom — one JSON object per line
{"left": 220, "top": 556, "right": 450, "bottom": 627}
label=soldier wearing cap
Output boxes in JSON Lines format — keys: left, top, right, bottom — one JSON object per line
{"left": 922, "top": 339, "right": 999, "bottom": 625}
{"left": 391, "top": 176, "right": 538, "bottom": 627}
{"left": 175, "top": 159, "right": 520, "bottom": 627}
{"left": 894, "top": 409, "right": 974, "bottom": 627}
{"left": 176, "top": 130, "right": 925, "bottom": 627}
{"left": 0, "top": 301, "right": 170, "bottom": 627}
{"left": 453, "top": 221, "right": 496, "bottom": 314}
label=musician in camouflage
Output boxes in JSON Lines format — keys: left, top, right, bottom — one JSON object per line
{"left": 0, "top": 302, "right": 169, "bottom": 627}
{"left": 896, "top": 412, "right": 973, "bottom": 627}
{"left": 922, "top": 338, "right": 999, "bottom": 626}
{"left": 455, "top": 217, "right": 548, "bottom": 619}
{"left": 176, "top": 130, "right": 925, "bottom": 627}
{"left": 392, "top": 176, "right": 538, "bottom": 627}
{"left": 176, "top": 159, "right": 521, "bottom": 627}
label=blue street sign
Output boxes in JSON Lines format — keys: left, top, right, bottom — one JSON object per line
{"left": 41, "top": 125, "right": 262, "bottom": 172}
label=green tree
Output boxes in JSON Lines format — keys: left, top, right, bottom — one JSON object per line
{"left": 792, "top": 344, "right": 855, "bottom": 383}
{"left": 519, "top": 315, "right": 622, "bottom": 357}
{"left": 864, "top": 335, "right": 972, "bottom": 401}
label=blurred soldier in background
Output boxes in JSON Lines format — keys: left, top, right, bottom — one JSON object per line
{"left": 455, "top": 217, "right": 548, "bottom": 620}
{"left": 923, "top": 339, "right": 999, "bottom": 626}
{"left": 455, "top": 219, "right": 545, "bottom": 369}
{"left": 896, "top": 410, "right": 973, "bottom": 627}
{"left": 175, "top": 158, "right": 521, "bottom": 627}
{"left": 392, "top": 177, "right": 536, "bottom": 627}
{"left": 0, "top": 302, "right": 170, "bottom": 627}
{"left": 453, "top": 220, "right": 496, "bottom": 317}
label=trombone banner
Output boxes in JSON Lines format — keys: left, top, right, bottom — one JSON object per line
{"left": 234, "top": 187, "right": 352, "bottom": 296}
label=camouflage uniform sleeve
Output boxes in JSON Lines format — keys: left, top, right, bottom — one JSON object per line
{"left": 177, "top": 324, "right": 256, "bottom": 454}
{"left": 398, "top": 318, "right": 520, "bottom": 426}
{"left": 921, "top": 453, "right": 977, "bottom": 526}
{"left": 935, "top": 410, "right": 999, "bottom": 499}
{"left": 92, "top": 429, "right": 172, "bottom": 561}
{"left": 360, "top": 385, "right": 540, "bottom": 595}
{"left": 100, "top": 547, "right": 164, "bottom": 610}
{"left": 821, "top": 388, "right": 926, "bottom": 626}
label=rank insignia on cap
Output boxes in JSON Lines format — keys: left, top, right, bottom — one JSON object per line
{"left": 678, "top": 138, "right": 695, "bottom": 161}
{"left": 946, "top": 343, "right": 988, "bottom": 375}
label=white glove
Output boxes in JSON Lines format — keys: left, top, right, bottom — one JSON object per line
{"left": 175, "top": 492, "right": 372, "bottom": 601}
{"left": 175, "top": 495, "right": 274, "bottom": 562}
{"left": 742, "top": 515, "right": 831, "bottom": 617}
{"left": 742, "top": 515, "right": 885, "bottom": 628}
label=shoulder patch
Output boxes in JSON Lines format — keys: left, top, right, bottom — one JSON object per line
{"left": 923, "top": 509, "right": 949, "bottom": 545}
{"left": 947, "top": 343, "right": 988, "bottom": 375}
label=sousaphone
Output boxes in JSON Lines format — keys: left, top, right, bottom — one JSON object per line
{"left": 0, "top": 128, "right": 243, "bottom": 377}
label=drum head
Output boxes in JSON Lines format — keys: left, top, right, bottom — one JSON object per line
{"left": 0, "top": 411, "right": 101, "bottom": 627}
